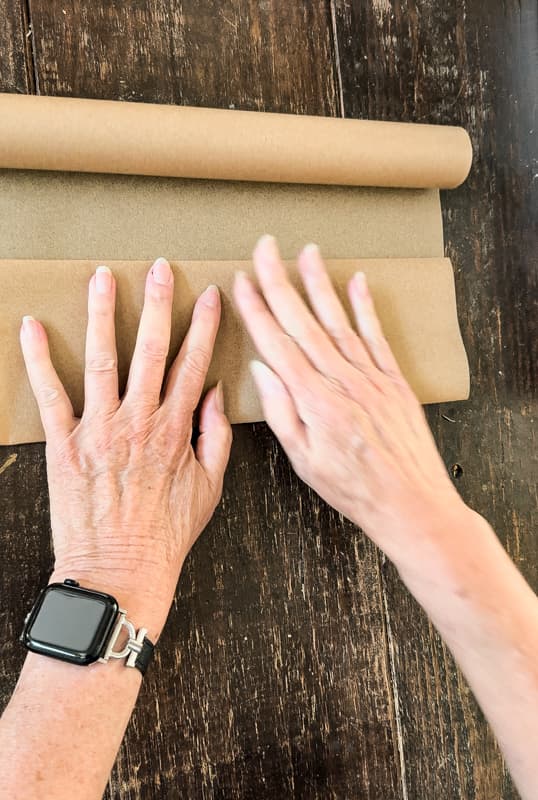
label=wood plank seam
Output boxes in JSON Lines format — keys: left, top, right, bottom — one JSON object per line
{"left": 20, "top": 0, "right": 38, "bottom": 94}
{"left": 328, "top": 0, "right": 345, "bottom": 118}
{"left": 379, "top": 552, "right": 409, "bottom": 800}
{"left": 327, "top": 9, "right": 413, "bottom": 794}
{"left": 329, "top": 5, "right": 410, "bottom": 795}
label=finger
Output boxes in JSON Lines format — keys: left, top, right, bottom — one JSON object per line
{"left": 297, "top": 243, "right": 376, "bottom": 375}
{"left": 163, "top": 285, "right": 220, "bottom": 416}
{"left": 195, "top": 381, "right": 233, "bottom": 493}
{"left": 249, "top": 360, "right": 307, "bottom": 452}
{"left": 20, "top": 316, "right": 76, "bottom": 441}
{"left": 84, "top": 265, "right": 119, "bottom": 417}
{"left": 349, "top": 272, "right": 404, "bottom": 378}
{"left": 233, "top": 270, "right": 321, "bottom": 402}
{"left": 252, "top": 235, "right": 348, "bottom": 379}
{"left": 125, "top": 258, "right": 174, "bottom": 408}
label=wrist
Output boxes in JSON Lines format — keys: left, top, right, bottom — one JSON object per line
{"left": 48, "top": 566, "right": 178, "bottom": 642}
{"left": 392, "top": 501, "right": 483, "bottom": 585}
{"left": 395, "top": 506, "right": 530, "bottom": 645}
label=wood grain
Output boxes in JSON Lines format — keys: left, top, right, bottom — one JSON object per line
{"left": 333, "top": 0, "right": 537, "bottom": 797}
{"left": 0, "top": 0, "right": 536, "bottom": 798}
{"left": 0, "top": 0, "right": 32, "bottom": 93}
{"left": 1, "top": 1, "right": 403, "bottom": 798}
{"left": 28, "top": 0, "right": 338, "bottom": 114}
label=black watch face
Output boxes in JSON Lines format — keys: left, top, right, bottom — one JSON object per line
{"left": 22, "top": 583, "right": 119, "bottom": 665}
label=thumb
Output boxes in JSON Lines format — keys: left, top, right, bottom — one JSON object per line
{"left": 196, "top": 382, "right": 233, "bottom": 493}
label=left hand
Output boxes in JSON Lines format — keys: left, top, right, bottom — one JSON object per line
{"left": 20, "top": 258, "right": 232, "bottom": 639}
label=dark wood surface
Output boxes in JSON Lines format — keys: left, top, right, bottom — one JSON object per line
{"left": 0, "top": 1, "right": 536, "bottom": 798}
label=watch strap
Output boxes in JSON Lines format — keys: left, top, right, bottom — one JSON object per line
{"left": 134, "top": 636, "right": 155, "bottom": 676}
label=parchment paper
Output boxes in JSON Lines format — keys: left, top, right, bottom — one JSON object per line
{"left": 0, "top": 258, "right": 469, "bottom": 445}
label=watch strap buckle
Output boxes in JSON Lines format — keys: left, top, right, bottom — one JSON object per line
{"left": 100, "top": 611, "right": 153, "bottom": 674}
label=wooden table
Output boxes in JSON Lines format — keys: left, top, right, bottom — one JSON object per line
{"left": 1, "top": 2, "right": 536, "bottom": 798}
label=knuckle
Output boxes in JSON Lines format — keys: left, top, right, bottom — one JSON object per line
{"left": 38, "top": 384, "right": 62, "bottom": 407}
{"left": 160, "top": 414, "right": 191, "bottom": 446}
{"left": 322, "top": 373, "right": 350, "bottom": 400}
{"left": 141, "top": 339, "right": 169, "bottom": 363}
{"left": 90, "top": 302, "right": 114, "bottom": 319}
{"left": 326, "top": 322, "right": 356, "bottom": 347}
{"left": 125, "top": 420, "right": 153, "bottom": 448}
{"left": 49, "top": 436, "right": 79, "bottom": 469}
{"left": 301, "top": 384, "right": 334, "bottom": 420}
{"left": 352, "top": 362, "right": 377, "bottom": 386}
{"left": 368, "top": 331, "right": 388, "bottom": 351}
{"left": 86, "top": 354, "right": 117, "bottom": 374}
{"left": 386, "top": 366, "right": 405, "bottom": 385}
{"left": 152, "top": 422, "right": 185, "bottom": 458}
{"left": 147, "top": 283, "right": 173, "bottom": 303}
{"left": 183, "top": 346, "right": 211, "bottom": 378}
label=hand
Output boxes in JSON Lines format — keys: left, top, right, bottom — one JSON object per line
{"left": 234, "top": 236, "right": 468, "bottom": 575}
{"left": 20, "top": 258, "right": 232, "bottom": 638}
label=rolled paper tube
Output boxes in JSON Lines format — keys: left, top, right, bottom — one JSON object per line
{"left": 0, "top": 94, "right": 472, "bottom": 189}
{"left": 0, "top": 258, "right": 470, "bottom": 445}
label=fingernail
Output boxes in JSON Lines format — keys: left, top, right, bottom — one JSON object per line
{"left": 21, "top": 315, "right": 40, "bottom": 340}
{"left": 215, "top": 380, "right": 225, "bottom": 413}
{"left": 200, "top": 284, "right": 220, "bottom": 308}
{"left": 152, "top": 257, "right": 172, "bottom": 285}
{"left": 302, "top": 243, "right": 320, "bottom": 256}
{"left": 254, "top": 234, "right": 278, "bottom": 257}
{"left": 21, "top": 314, "right": 35, "bottom": 333}
{"left": 95, "top": 265, "right": 112, "bottom": 294}
{"left": 354, "top": 271, "right": 369, "bottom": 298}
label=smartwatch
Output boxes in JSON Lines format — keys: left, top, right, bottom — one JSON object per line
{"left": 20, "top": 579, "right": 155, "bottom": 676}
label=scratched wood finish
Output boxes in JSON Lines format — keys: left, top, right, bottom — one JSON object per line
{"left": 0, "top": 0, "right": 56, "bottom": 744}
{"left": 0, "top": 2, "right": 402, "bottom": 799}
{"left": 0, "top": 1, "right": 536, "bottom": 799}
{"left": 334, "top": 1, "right": 538, "bottom": 798}
{"left": 27, "top": 0, "right": 338, "bottom": 114}
{"left": 0, "top": 0, "right": 32, "bottom": 93}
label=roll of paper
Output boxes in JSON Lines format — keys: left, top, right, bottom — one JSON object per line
{"left": 0, "top": 258, "right": 469, "bottom": 446}
{"left": 0, "top": 94, "right": 472, "bottom": 444}
{"left": 0, "top": 93, "right": 472, "bottom": 189}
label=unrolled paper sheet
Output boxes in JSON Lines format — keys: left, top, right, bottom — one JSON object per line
{"left": 0, "top": 95, "right": 472, "bottom": 444}
{"left": 0, "top": 258, "right": 469, "bottom": 445}
{"left": 0, "top": 170, "right": 444, "bottom": 261}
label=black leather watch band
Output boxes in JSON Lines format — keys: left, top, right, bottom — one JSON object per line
{"left": 134, "top": 636, "right": 155, "bottom": 676}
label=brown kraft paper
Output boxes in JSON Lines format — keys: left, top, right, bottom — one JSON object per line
{"left": 0, "top": 94, "right": 472, "bottom": 189}
{"left": 0, "top": 258, "right": 470, "bottom": 446}
{"left": 0, "top": 95, "right": 472, "bottom": 444}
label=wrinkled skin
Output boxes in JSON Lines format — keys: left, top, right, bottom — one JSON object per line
{"left": 20, "top": 258, "right": 232, "bottom": 635}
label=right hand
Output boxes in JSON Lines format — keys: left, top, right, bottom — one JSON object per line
{"left": 234, "top": 236, "right": 469, "bottom": 574}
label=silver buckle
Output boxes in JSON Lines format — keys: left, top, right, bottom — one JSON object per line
{"left": 99, "top": 610, "right": 148, "bottom": 668}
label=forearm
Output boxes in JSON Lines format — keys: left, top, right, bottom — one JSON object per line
{"left": 397, "top": 508, "right": 538, "bottom": 800}
{"left": 0, "top": 655, "right": 140, "bottom": 800}
{"left": 0, "top": 576, "right": 170, "bottom": 800}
